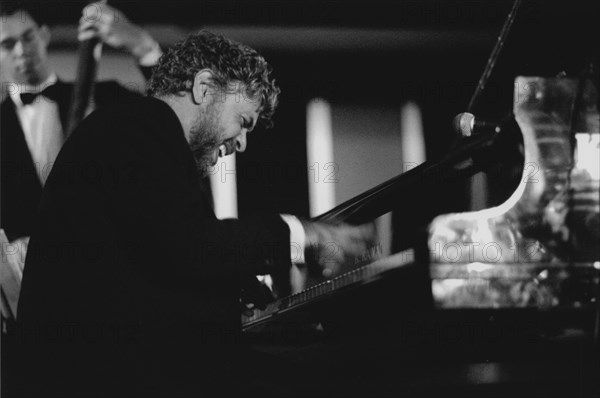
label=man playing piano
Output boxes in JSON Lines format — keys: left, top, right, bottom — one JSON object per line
{"left": 16, "top": 30, "right": 373, "bottom": 397}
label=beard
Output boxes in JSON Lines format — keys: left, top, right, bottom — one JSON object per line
{"left": 189, "top": 104, "right": 222, "bottom": 178}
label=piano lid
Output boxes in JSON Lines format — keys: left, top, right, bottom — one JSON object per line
{"left": 472, "top": 0, "right": 599, "bottom": 120}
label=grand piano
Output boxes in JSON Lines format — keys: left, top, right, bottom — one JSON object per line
{"left": 241, "top": 1, "right": 600, "bottom": 396}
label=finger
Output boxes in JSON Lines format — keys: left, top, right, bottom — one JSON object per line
{"left": 321, "top": 258, "right": 340, "bottom": 278}
{"left": 78, "top": 20, "right": 96, "bottom": 32}
{"left": 96, "top": 23, "right": 111, "bottom": 37}
{"left": 239, "top": 300, "right": 253, "bottom": 316}
{"left": 79, "top": 16, "right": 93, "bottom": 26}
{"left": 78, "top": 30, "right": 97, "bottom": 42}
{"left": 95, "top": 9, "right": 114, "bottom": 26}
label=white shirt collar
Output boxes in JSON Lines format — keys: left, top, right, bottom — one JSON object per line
{"left": 9, "top": 73, "right": 59, "bottom": 107}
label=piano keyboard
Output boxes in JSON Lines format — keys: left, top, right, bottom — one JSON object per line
{"left": 242, "top": 249, "right": 415, "bottom": 330}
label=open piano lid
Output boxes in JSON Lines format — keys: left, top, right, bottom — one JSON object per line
{"left": 473, "top": 0, "right": 599, "bottom": 120}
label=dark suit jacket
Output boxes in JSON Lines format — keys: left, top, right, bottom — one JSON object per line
{"left": 16, "top": 96, "right": 291, "bottom": 397}
{"left": 1, "top": 79, "right": 141, "bottom": 242}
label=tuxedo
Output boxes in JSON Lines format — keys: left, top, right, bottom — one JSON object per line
{"left": 16, "top": 96, "right": 291, "bottom": 397}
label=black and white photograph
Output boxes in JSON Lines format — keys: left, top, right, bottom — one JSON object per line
{"left": 1, "top": 0, "right": 599, "bottom": 397}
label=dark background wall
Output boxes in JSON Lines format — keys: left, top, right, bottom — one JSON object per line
{"left": 11, "top": 0, "right": 599, "bottom": 223}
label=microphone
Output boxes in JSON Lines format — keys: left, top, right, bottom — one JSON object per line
{"left": 453, "top": 112, "right": 502, "bottom": 137}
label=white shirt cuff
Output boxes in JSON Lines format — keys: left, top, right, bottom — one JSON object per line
{"left": 137, "top": 41, "right": 163, "bottom": 67}
{"left": 280, "top": 214, "right": 306, "bottom": 264}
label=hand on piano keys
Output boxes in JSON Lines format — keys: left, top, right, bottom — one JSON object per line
{"left": 240, "top": 275, "right": 276, "bottom": 317}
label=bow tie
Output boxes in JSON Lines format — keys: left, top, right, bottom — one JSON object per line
{"left": 20, "top": 83, "right": 62, "bottom": 105}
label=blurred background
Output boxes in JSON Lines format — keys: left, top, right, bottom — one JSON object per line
{"left": 8, "top": 0, "right": 598, "bottom": 233}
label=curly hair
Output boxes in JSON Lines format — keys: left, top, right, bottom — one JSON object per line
{"left": 147, "top": 30, "right": 280, "bottom": 128}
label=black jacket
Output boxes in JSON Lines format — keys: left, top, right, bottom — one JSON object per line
{"left": 1, "top": 79, "right": 141, "bottom": 241}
